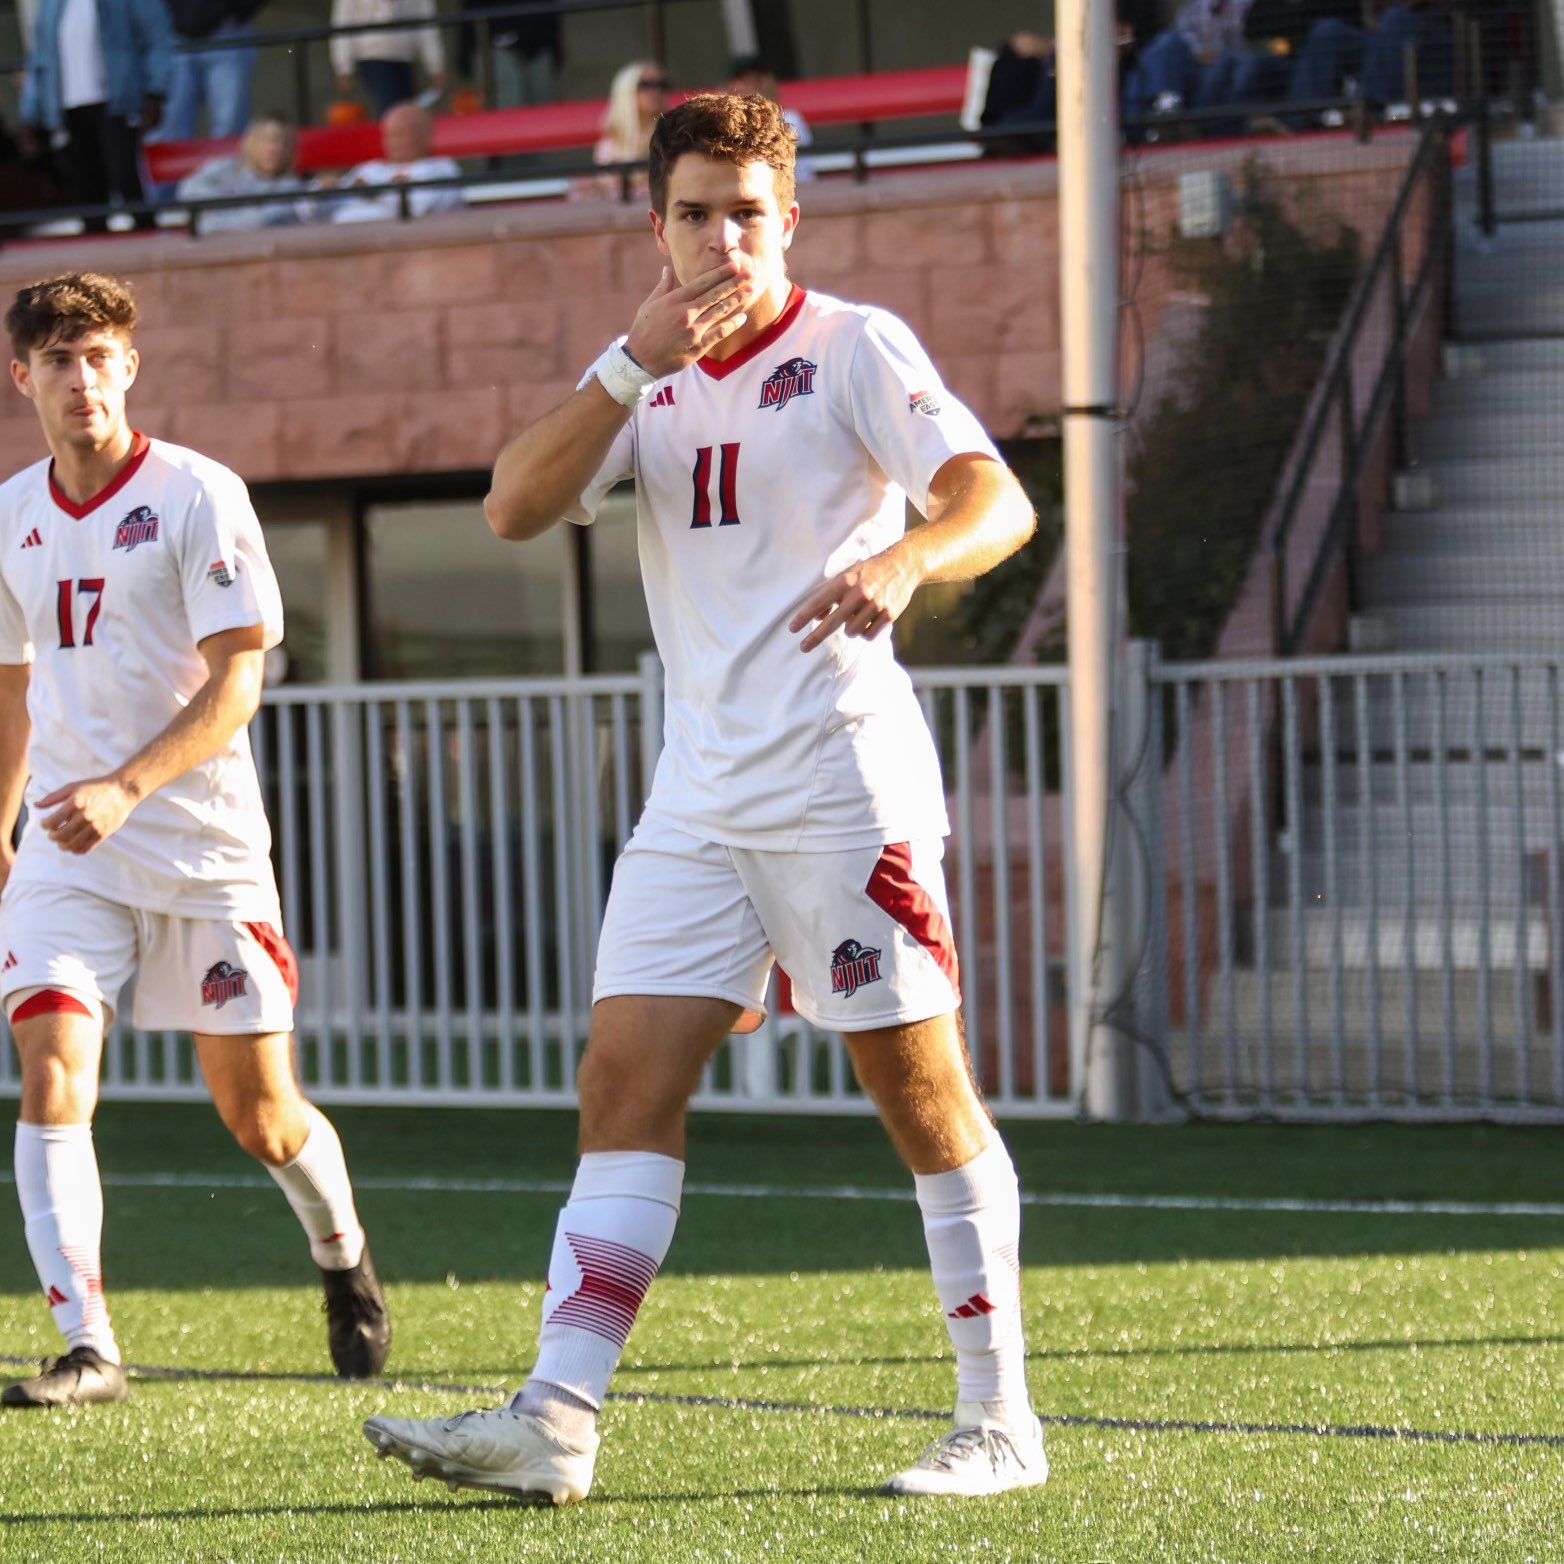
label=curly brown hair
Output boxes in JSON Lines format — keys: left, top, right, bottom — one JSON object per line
{"left": 648, "top": 92, "right": 797, "bottom": 215}
{"left": 6, "top": 273, "right": 138, "bottom": 362}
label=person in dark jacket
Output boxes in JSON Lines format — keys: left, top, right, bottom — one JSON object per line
{"left": 19, "top": 0, "right": 175, "bottom": 230}
{"left": 458, "top": 3, "right": 563, "bottom": 108}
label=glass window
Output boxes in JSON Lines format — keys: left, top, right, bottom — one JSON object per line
{"left": 258, "top": 518, "right": 329, "bottom": 685}
{"left": 364, "top": 499, "right": 569, "bottom": 679}
{"left": 583, "top": 484, "right": 654, "bottom": 673}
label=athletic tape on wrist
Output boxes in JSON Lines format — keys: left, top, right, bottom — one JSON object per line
{"left": 592, "top": 341, "right": 657, "bottom": 407}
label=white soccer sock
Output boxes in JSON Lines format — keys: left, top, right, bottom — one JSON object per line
{"left": 914, "top": 1137, "right": 1031, "bottom": 1425}
{"left": 521, "top": 1150, "right": 683, "bottom": 1415}
{"left": 264, "top": 1105, "right": 366, "bottom": 1270}
{"left": 14, "top": 1122, "right": 119, "bottom": 1363}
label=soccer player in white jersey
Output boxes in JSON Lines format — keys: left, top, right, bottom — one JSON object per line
{"left": 365, "top": 95, "right": 1043, "bottom": 1500}
{"left": 0, "top": 273, "right": 390, "bottom": 1409}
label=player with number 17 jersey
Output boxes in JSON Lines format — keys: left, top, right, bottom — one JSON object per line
{"left": 569, "top": 284, "right": 1001, "bottom": 852}
{"left": 0, "top": 432, "right": 283, "bottom": 919}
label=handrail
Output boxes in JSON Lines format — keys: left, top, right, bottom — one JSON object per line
{"left": 1267, "top": 117, "right": 1452, "bottom": 654}
{"left": 0, "top": 97, "right": 1432, "bottom": 245}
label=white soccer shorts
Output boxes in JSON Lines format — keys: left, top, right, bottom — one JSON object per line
{"left": 592, "top": 812, "right": 962, "bottom": 1032}
{"left": 0, "top": 882, "right": 298, "bottom": 1035}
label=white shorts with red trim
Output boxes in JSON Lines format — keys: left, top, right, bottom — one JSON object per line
{"left": 0, "top": 882, "right": 298, "bottom": 1035}
{"left": 593, "top": 813, "right": 961, "bottom": 1032}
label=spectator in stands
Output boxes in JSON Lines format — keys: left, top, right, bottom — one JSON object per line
{"left": 1125, "top": 0, "right": 1256, "bottom": 123}
{"left": 977, "top": 31, "right": 1059, "bottom": 155}
{"left": 978, "top": 23, "right": 1144, "bottom": 155}
{"left": 324, "top": 99, "right": 463, "bottom": 223}
{"left": 724, "top": 53, "right": 813, "bottom": 179}
{"left": 176, "top": 112, "right": 303, "bottom": 232}
{"left": 160, "top": 2, "right": 269, "bottom": 139}
{"left": 0, "top": 108, "right": 66, "bottom": 213}
{"left": 572, "top": 58, "right": 668, "bottom": 199}
{"left": 19, "top": 0, "right": 175, "bottom": 232}
{"left": 1287, "top": 0, "right": 1456, "bottom": 116}
{"left": 458, "top": 3, "right": 562, "bottom": 109}
{"left": 145, "top": 2, "right": 271, "bottom": 203}
{"left": 330, "top": 0, "right": 446, "bottom": 118}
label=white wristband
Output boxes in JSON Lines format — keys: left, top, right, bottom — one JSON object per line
{"left": 592, "top": 341, "right": 657, "bottom": 407}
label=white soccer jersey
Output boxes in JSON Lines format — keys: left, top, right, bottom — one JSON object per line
{"left": 571, "top": 287, "right": 1001, "bottom": 850}
{"left": 0, "top": 434, "right": 284, "bottom": 918}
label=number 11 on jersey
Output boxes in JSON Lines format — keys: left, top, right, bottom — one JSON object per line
{"left": 691, "top": 443, "right": 741, "bottom": 529}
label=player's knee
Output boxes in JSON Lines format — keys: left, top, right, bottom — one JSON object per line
{"left": 18, "top": 1051, "right": 97, "bottom": 1121}
{"left": 577, "top": 1052, "right": 680, "bottom": 1147}
{"left": 226, "top": 1111, "right": 299, "bottom": 1167}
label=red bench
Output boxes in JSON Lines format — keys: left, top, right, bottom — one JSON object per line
{"left": 142, "top": 64, "right": 970, "bottom": 187}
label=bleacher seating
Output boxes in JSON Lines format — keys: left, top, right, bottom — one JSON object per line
{"left": 143, "top": 64, "right": 970, "bottom": 187}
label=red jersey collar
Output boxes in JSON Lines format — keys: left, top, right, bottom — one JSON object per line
{"left": 48, "top": 430, "right": 152, "bottom": 520}
{"left": 696, "top": 285, "right": 806, "bottom": 380}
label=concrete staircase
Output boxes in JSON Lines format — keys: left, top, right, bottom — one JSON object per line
{"left": 1215, "top": 138, "right": 1564, "bottom": 1099}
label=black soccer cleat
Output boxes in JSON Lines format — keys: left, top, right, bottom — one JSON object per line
{"left": 321, "top": 1242, "right": 391, "bottom": 1378}
{"left": 1, "top": 1346, "right": 129, "bottom": 1409}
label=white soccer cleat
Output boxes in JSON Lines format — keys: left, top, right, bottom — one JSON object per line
{"left": 882, "top": 1402, "right": 1049, "bottom": 1498}
{"left": 362, "top": 1406, "right": 598, "bottom": 1505}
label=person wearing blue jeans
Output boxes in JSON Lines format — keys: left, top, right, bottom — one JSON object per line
{"left": 1288, "top": 3, "right": 1455, "bottom": 111}
{"left": 1124, "top": 0, "right": 1255, "bottom": 129}
{"left": 146, "top": 4, "right": 269, "bottom": 200}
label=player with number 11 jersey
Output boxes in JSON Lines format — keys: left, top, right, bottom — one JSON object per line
{"left": 572, "top": 284, "right": 999, "bottom": 850}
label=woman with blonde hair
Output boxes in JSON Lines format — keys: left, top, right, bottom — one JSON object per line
{"left": 573, "top": 58, "right": 668, "bottom": 198}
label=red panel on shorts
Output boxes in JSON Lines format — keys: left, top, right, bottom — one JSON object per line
{"left": 12, "top": 989, "right": 94, "bottom": 1022}
{"left": 864, "top": 842, "right": 962, "bottom": 1002}
{"left": 244, "top": 922, "right": 300, "bottom": 1005}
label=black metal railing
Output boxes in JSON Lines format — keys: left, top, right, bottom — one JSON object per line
{"left": 1266, "top": 119, "right": 1453, "bottom": 655}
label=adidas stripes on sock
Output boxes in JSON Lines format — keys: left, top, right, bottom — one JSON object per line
{"left": 915, "top": 1137, "right": 1031, "bottom": 1424}
{"left": 265, "top": 1104, "right": 366, "bottom": 1271}
{"left": 14, "top": 1122, "right": 120, "bottom": 1363}
{"left": 522, "top": 1150, "right": 683, "bottom": 1415}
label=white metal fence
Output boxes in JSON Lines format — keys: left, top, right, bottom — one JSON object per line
{"left": 1148, "top": 651, "right": 1564, "bottom": 1121}
{"left": 5, "top": 651, "right": 1562, "bottom": 1122}
{"left": 0, "top": 661, "right": 1081, "bottom": 1117}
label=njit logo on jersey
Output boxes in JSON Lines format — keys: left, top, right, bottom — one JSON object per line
{"left": 758, "top": 356, "right": 817, "bottom": 411}
{"left": 201, "top": 960, "right": 248, "bottom": 1009}
{"left": 830, "top": 939, "right": 883, "bottom": 999}
{"left": 208, "top": 559, "right": 235, "bottom": 588}
{"left": 112, "top": 505, "right": 159, "bottom": 552}
{"left": 908, "top": 388, "right": 942, "bottom": 417}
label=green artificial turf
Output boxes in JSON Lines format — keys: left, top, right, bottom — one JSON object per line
{"left": 0, "top": 1105, "right": 1559, "bottom": 1562}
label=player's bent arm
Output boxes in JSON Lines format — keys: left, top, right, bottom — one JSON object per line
{"left": 0, "top": 662, "right": 32, "bottom": 867}
{"left": 790, "top": 454, "right": 1037, "bottom": 653}
{"left": 905, "top": 452, "right": 1038, "bottom": 584}
{"left": 484, "top": 382, "right": 632, "bottom": 542}
{"left": 114, "top": 623, "right": 268, "bottom": 803}
{"left": 36, "top": 625, "right": 268, "bottom": 856}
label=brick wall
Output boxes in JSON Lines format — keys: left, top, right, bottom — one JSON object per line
{"left": 0, "top": 139, "right": 1416, "bottom": 487}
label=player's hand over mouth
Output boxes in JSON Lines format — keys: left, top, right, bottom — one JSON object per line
{"left": 625, "top": 261, "right": 757, "bottom": 376}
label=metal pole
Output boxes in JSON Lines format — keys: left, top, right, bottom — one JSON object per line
{"left": 648, "top": 0, "right": 668, "bottom": 65}
{"left": 1057, "top": 0, "right": 1128, "bottom": 1117}
{"left": 721, "top": 0, "right": 760, "bottom": 56}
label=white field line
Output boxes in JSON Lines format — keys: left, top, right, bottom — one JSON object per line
{"left": 0, "top": 1171, "right": 1559, "bottom": 1219}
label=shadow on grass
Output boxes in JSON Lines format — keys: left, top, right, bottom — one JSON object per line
{"left": 0, "top": 1485, "right": 884, "bottom": 1528}
{"left": 7, "top": 1327, "right": 1554, "bottom": 1403}
{"left": 624, "top": 1331, "right": 1564, "bottom": 1373}
{"left": 0, "top": 1104, "right": 1560, "bottom": 1294}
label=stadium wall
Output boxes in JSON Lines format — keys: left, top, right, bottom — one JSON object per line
{"left": 0, "top": 138, "right": 1418, "bottom": 489}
